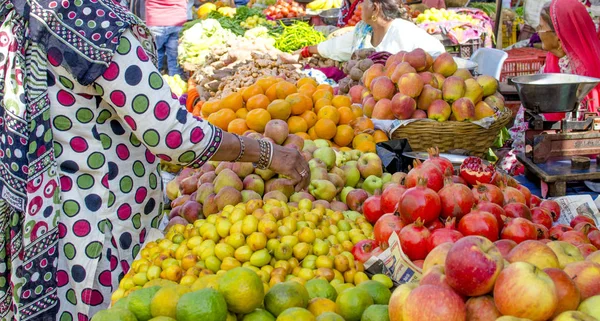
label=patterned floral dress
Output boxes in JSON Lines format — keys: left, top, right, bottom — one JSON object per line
{"left": 500, "top": 56, "right": 572, "bottom": 174}
{"left": 0, "top": 3, "right": 222, "bottom": 319}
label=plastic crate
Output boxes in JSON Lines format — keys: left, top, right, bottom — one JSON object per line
{"left": 502, "top": 22, "right": 518, "bottom": 48}
{"left": 499, "top": 48, "right": 547, "bottom": 82}
{"left": 443, "top": 37, "right": 483, "bottom": 58}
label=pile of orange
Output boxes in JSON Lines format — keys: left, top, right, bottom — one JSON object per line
{"left": 201, "top": 76, "right": 388, "bottom": 152}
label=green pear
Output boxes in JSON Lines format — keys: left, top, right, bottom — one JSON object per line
{"left": 303, "top": 140, "right": 317, "bottom": 153}
{"left": 313, "top": 147, "right": 336, "bottom": 170}
{"left": 314, "top": 139, "right": 330, "bottom": 148}
{"left": 341, "top": 163, "right": 361, "bottom": 188}
{"left": 308, "top": 180, "right": 337, "bottom": 202}
{"left": 241, "top": 190, "right": 262, "bottom": 203}
{"left": 381, "top": 173, "right": 392, "bottom": 184}
{"left": 213, "top": 169, "right": 243, "bottom": 194}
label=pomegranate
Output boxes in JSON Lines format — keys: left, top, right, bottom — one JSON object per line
{"left": 540, "top": 200, "right": 561, "bottom": 222}
{"left": 503, "top": 203, "right": 532, "bottom": 220}
{"left": 472, "top": 183, "right": 504, "bottom": 206}
{"left": 530, "top": 195, "right": 542, "bottom": 208}
{"left": 413, "top": 260, "right": 424, "bottom": 269}
{"left": 533, "top": 223, "right": 550, "bottom": 240}
{"left": 501, "top": 184, "right": 527, "bottom": 205}
{"left": 574, "top": 222, "right": 598, "bottom": 233}
{"left": 549, "top": 224, "right": 573, "bottom": 240}
{"left": 458, "top": 211, "right": 500, "bottom": 241}
{"left": 531, "top": 207, "right": 553, "bottom": 229}
{"left": 501, "top": 217, "right": 537, "bottom": 244}
{"left": 559, "top": 230, "right": 590, "bottom": 246}
{"left": 570, "top": 215, "right": 597, "bottom": 228}
{"left": 452, "top": 175, "right": 468, "bottom": 185}
{"left": 588, "top": 230, "right": 600, "bottom": 248}
{"left": 405, "top": 159, "right": 444, "bottom": 192}
{"left": 398, "top": 177, "right": 441, "bottom": 225}
{"left": 577, "top": 244, "right": 597, "bottom": 258}
{"left": 373, "top": 214, "right": 404, "bottom": 249}
{"left": 399, "top": 219, "right": 431, "bottom": 261}
{"left": 474, "top": 202, "right": 506, "bottom": 232}
{"left": 351, "top": 240, "right": 382, "bottom": 263}
{"left": 438, "top": 176, "right": 476, "bottom": 221}
{"left": 459, "top": 156, "right": 495, "bottom": 186}
{"left": 424, "top": 146, "right": 454, "bottom": 175}
{"left": 491, "top": 173, "right": 519, "bottom": 188}
{"left": 427, "top": 219, "right": 445, "bottom": 231}
{"left": 363, "top": 196, "right": 384, "bottom": 224}
{"left": 380, "top": 184, "right": 407, "bottom": 214}
{"left": 494, "top": 239, "right": 517, "bottom": 258}
{"left": 516, "top": 185, "right": 532, "bottom": 207}
{"left": 428, "top": 218, "right": 463, "bottom": 252}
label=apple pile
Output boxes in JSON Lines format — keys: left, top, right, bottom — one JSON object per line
{"left": 346, "top": 48, "right": 507, "bottom": 122}
{"left": 389, "top": 235, "right": 600, "bottom": 321}
{"left": 354, "top": 149, "right": 600, "bottom": 269}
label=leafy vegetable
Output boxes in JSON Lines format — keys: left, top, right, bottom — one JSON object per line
{"left": 178, "top": 19, "right": 238, "bottom": 66}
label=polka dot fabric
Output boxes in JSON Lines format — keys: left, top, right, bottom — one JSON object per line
{"left": 47, "top": 31, "right": 222, "bottom": 319}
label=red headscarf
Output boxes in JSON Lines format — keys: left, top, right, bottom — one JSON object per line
{"left": 543, "top": 0, "right": 600, "bottom": 120}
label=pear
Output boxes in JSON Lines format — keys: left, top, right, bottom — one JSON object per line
{"left": 241, "top": 190, "right": 262, "bottom": 203}
{"left": 265, "top": 178, "right": 294, "bottom": 198}
{"left": 215, "top": 162, "right": 233, "bottom": 174}
{"left": 166, "top": 180, "right": 180, "bottom": 201}
{"left": 243, "top": 174, "right": 265, "bottom": 196}
{"left": 464, "top": 78, "right": 484, "bottom": 104}
{"left": 215, "top": 186, "right": 242, "bottom": 211}
{"left": 231, "top": 162, "right": 254, "bottom": 178}
{"left": 255, "top": 168, "right": 276, "bottom": 181}
{"left": 263, "top": 191, "right": 288, "bottom": 203}
{"left": 213, "top": 168, "right": 243, "bottom": 193}
{"left": 195, "top": 183, "right": 215, "bottom": 204}
{"left": 308, "top": 180, "right": 337, "bottom": 202}
{"left": 290, "top": 192, "right": 315, "bottom": 203}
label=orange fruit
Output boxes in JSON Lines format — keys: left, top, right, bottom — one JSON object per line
{"left": 300, "top": 110, "right": 318, "bottom": 129}
{"left": 317, "top": 106, "right": 340, "bottom": 125}
{"left": 236, "top": 108, "right": 249, "bottom": 119}
{"left": 242, "top": 84, "right": 264, "bottom": 102}
{"left": 334, "top": 125, "right": 354, "bottom": 147}
{"left": 337, "top": 107, "right": 356, "bottom": 125}
{"left": 298, "top": 84, "right": 317, "bottom": 97}
{"left": 246, "top": 109, "right": 272, "bottom": 132}
{"left": 316, "top": 84, "right": 334, "bottom": 94}
{"left": 246, "top": 94, "right": 270, "bottom": 110}
{"left": 314, "top": 98, "right": 332, "bottom": 114}
{"left": 355, "top": 140, "right": 376, "bottom": 153}
{"left": 373, "top": 130, "right": 389, "bottom": 143}
{"left": 297, "top": 77, "right": 318, "bottom": 88}
{"left": 228, "top": 119, "right": 249, "bottom": 135}
{"left": 201, "top": 100, "right": 221, "bottom": 117}
{"left": 332, "top": 95, "right": 352, "bottom": 108}
{"left": 256, "top": 77, "right": 279, "bottom": 92}
{"left": 287, "top": 116, "right": 308, "bottom": 134}
{"left": 267, "top": 99, "right": 292, "bottom": 120}
{"left": 312, "top": 89, "right": 334, "bottom": 103}
{"left": 275, "top": 81, "right": 297, "bottom": 100}
{"left": 286, "top": 93, "right": 313, "bottom": 116}
{"left": 308, "top": 127, "right": 319, "bottom": 140}
{"left": 351, "top": 117, "right": 375, "bottom": 134}
{"left": 296, "top": 132, "right": 311, "bottom": 140}
{"left": 314, "top": 119, "right": 337, "bottom": 140}
{"left": 351, "top": 105, "right": 364, "bottom": 118}
{"left": 219, "top": 92, "right": 243, "bottom": 112}
{"left": 352, "top": 133, "right": 375, "bottom": 149}
{"left": 208, "top": 108, "right": 236, "bottom": 130}
{"left": 265, "top": 84, "right": 279, "bottom": 102}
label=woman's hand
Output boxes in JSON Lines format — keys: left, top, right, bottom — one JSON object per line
{"left": 269, "top": 145, "right": 310, "bottom": 192}
{"left": 278, "top": 52, "right": 301, "bottom": 64}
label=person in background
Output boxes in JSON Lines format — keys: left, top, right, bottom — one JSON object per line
{"left": 337, "top": 0, "right": 364, "bottom": 27}
{"left": 501, "top": 0, "right": 600, "bottom": 174}
{"left": 145, "top": 0, "right": 187, "bottom": 77}
{"left": 300, "top": 0, "right": 444, "bottom": 62}
{"left": 0, "top": 0, "right": 309, "bottom": 319}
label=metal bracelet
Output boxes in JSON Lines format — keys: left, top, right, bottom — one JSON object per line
{"left": 253, "top": 139, "right": 271, "bottom": 170}
{"left": 233, "top": 134, "right": 245, "bottom": 162}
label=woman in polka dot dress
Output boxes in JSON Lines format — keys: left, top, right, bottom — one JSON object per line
{"left": 0, "top": 1, "right": 310, "bottom": 320}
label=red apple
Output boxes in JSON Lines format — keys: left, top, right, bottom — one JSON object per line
{"left": 494, "top": 239, "right": 517, "bottom": 259}
{"left": 373, "top": 214, "right": 404, "bottom": 249}
{"left": 506, "top": 240, "right": 560, "bottom": 269}
{"left": 363, "top": 196, "right": 383, "bottom": 224}
{"left": 389, "top": 283, "right": 418, "bottom": 321}
{"left": 445, "top": 236, "right": 504, "bottom": 296}
{"left": 540, "top": 199, "right": 561, "bottom": 222}
{"left": 547, "top": 241, "right": 585, "bottom": 269}
{"left": 501, "top": 217, "right": 537, "bottom": 244}
{"left": 493, "top": 262, "right": 558, "bottom": 321}
{"left": 351, "top": 239, "right": 382, "bottom": 263}
{"left": 465, "top": 295, "right": 502, "bottom": 321}
{"left": 531, "top": 207, "right": 553, "bottom": 229}
{"left": 402, "top": 284, "right": 466, "bottom": 321}
{"left": 578, "top": 244, "right": 598, "bottom": 258}
{"left": 419, "top": 265, "right": 457, "bottom": 295}
{"left": 587, "top": 250, "right": 600, "bottom": 264}
{"left": 563, "top": 261, "right": 600, "bottom": 300}
{"left": 380, "top": 184, "right": 407, "bottom": 214}
{"left": 543, "top": 267, "right": 581, "bottom": 318}
{"left": 570, "top": 214, "right": 596, "bottom": 228}
{"left": 423, "top": 242, "right": 453, "bottom": 273}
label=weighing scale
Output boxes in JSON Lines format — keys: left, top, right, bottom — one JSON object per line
{"left": 509, "top": 74, "right": 600, "bottom": 196}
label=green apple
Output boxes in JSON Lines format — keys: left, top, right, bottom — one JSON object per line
{"left": 303, "top": 140, "right": 317, "bottom": 153}
{"left": 343, "top": 210, "right": 363, "bottom": 221}
{"left": 313, "top": 147, "right": 336, "bottom": 170}
{"left": 314, "top": 139, "right": 330, "bottom": 148}
{"left": 349, "top": 150, "right": 362, "bottom": 161}
{"left": 362, "top": 175, "right": 383, "bottom": 195}
{"left": 381, "top": 173, "right": 392, "bottom": 184}
{"left": 309, "top": 158, "right": 326, "bottom": 170}
{"left": 341, "top": 163, "right": 361, "bottom": 188}
{"left": 308, "top": 180, "right": 337, "bottom": 202}
{"left": 340, "top": 186, "right": 354, "bottom": 203}
{"left": 357, "top": 152, "right": 383, "bottom": 179}
{"left": 578, "top": 295, "right": 600, "bottom": 319}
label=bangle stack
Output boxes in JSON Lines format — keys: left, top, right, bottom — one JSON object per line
{"left": 233, "top": 134, "right": 245, "bottom": 162}
{"left": 301, "top": 46, "right": 312, "bottom": 58}
{"left": 254, "top": 139, "right": 274, "bottom": 170}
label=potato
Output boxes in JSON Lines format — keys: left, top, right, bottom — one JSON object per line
{"left": 357, "top": 59, "right": 374, "bottom": 72}
{"left": 349, "top": 67, "right": 363, "bottom": 81}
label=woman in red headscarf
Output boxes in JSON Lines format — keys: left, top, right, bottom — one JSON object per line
{"left": 501, "top": 0, "right": 600, "bottom": 174}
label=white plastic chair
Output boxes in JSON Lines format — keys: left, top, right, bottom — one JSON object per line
{"left": 470, "top": 48, "right": 509, "bottom": 80}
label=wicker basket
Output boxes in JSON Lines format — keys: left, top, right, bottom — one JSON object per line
{"left": 391, "top": 111, "right": 512, "bottom": 157}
